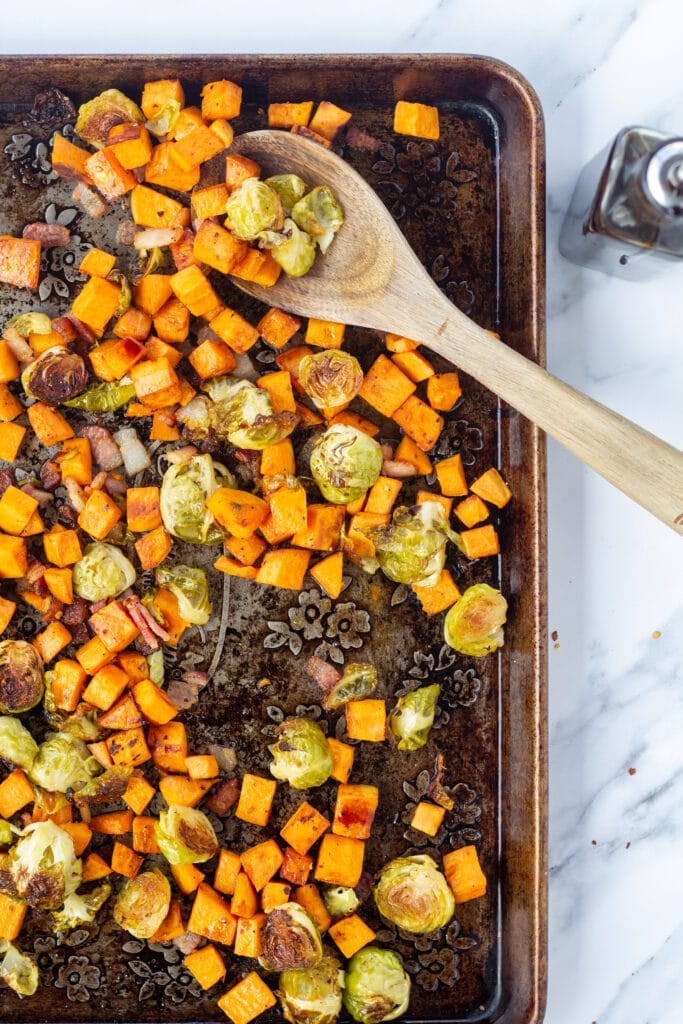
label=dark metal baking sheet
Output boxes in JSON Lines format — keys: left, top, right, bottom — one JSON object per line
{"left": 0, "top": 53, "right": 547, "bottom": 1024}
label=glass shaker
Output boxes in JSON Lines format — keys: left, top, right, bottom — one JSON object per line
{"left": 559, "top": 126, "right": 683, "bottom": 280}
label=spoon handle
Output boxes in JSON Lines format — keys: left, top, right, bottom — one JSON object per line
{"left": 409, "top": 297, "right": 683, "bottom": 535}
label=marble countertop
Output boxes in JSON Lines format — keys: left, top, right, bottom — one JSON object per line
{"left": 3, "top": 3, "right": 682, "bottom": 1023}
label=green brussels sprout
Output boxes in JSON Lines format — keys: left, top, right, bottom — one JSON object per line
{"left": 43, "top": 672, "right": 102, "bottom": 742}
{"left": 269, "top": 718, "right": 333, "bottom": 790}
{"left": 2, "top": 821, "right": 82, "bottom": 910}
{"left": 388, "top": 684, "right": 440, "bottom": 751}
{"left": 226, "top": 178, "right": 284, "bottom": 240}
{"left": 291, "top": 186, "right": 344, "bottom": 254}
{"left": 145, "top": 100, "right": 181, "bottom": 137}
{"left": 50, "top": 883, "right": 111, "bottom": 933}
{"left": 363, "top": 501, "right": 456, "bottom": 587}
{"left": 279, "top": 953, "right": 344, "bottom": 1024}
{"left": 147, "top": 649, "right": 165, "bottom": 686}
{"left": 21, "top": 346, "right": 88, "bottom": 404}
{"left": 155, "top": 565, "right": 212, "bottom": 625}
{"left": 0, "top": 716, "right": 39, "bottom": 769}
{"left": 68, "top": 766, "right": 132, "bottom": 808}
{"left": 323, "top": 663, "right": 379, "bottom": 711}
{"left": 155, "top": 804, "right": 218, "bottom": 865}
{"left": 0, "top": 820, "right": 16, "bottom": 846}
{"left": 0, "top": 641, "right": 44, "bottom": 715}
{"left": 0, "top": 940, "right": 39, "bottom": 997}
{"left": 443, "top": 583, "right": 508, "bottom": 656}
{"left": 322, "top": 886, "right": 360, "bottom": 919}
{"left": 310, "top": 424, "right": 383, "bottom": 505}
{"left": 72, "top": 543, "right": 136, "bottom": 603}
{"left": 261, "top": 902, "right": 323, "bottom": 972}
{"left": 65, "top": 379, "right": 137, "bottom": 412}
{"left": 261, "top": 218, "right": 316, "bottom": 278}
{"left": 175, "top": 395, "right": 212, "bottom": 440}
{"left": 160, "top": 453, "right": 224, "bottom": 544}
{"left": 28, "top": 733, "right": 101, "bottom": 794}
{"left": 75, "top": 88, "right": 144, "bottom": 149}
{"left": 373, "top": 854, "right": 454, "bottom": 934}
{"left": 6, "top": 312, "right": 52, "bottom": 337}
{"left": 265, "top": 174, "right": 308, "bottom": 215}
{"left": 206, "top": 378, "right": 297, "bottom": 450}
{"left": 342, "top": 946, "right": 410, "bottom": 1024}
{"left": 298, "top": 350, "right": 363, "bottom": 411}
{"left": 112, "top": 868, "right": 171, "bottom": 939}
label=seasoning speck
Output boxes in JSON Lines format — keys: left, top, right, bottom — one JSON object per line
{"left": 591, "top": 839, "right": 597, "bottom": 846}
{"left": 626, "top": 842, "right": 631, "bottom": 849}
{"left": 554, "top": 642, "right": 561, "bottom": 650}
{"left": 551, "top": 630, "right": 559, "bottom": 642}
{"left": 652, "top": 630, "right": 661, "bottom": 639}
{"left": 628, "top": 767, "right": 636, "bottom": 776}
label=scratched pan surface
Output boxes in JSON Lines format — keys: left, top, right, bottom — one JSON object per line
{"left": 0, "top": 55, "right": 546, "bottom": 1024}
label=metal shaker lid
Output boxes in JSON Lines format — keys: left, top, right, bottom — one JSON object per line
{"left": 644, "top": 139, "right": 683, "bottom": 214}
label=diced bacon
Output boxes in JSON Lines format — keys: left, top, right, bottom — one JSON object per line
{"left": 80, "top": 425, "right": 124, "bottom": 471}
{"left": 22, "top": 222, "right": 71, "bottom": 247}
{"left": 304, "top": 655, "right": 341, "bottom": 694}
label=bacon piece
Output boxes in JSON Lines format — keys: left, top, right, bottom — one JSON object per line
{"left": 40, "top": 460, "right": 61, "bottom": 491}
{"left": 116, "top": 220, "right": 137, "bottom": 246}
{"left": 381, "top": 458, "right": 418, "bottom": 479}
{"left": 18, "top": 557, "right": 47, "bottom": 596}
{"left": 345, "top": 125, "right": 382, "bottom": 153}
{"left": 23, "top": 222, "right": 71, "bottom": 247}
{"left": 173, "top": 931, "right": 203, "bottom": 955}
{"left": 2, "top": 327, "right": 34, "bottom": 363}
{"left": 80, "top": 425, "right": 124, "bottom": 472}
{"left": 165, "top": 445, "right": 198, "bottom": 465}
{"left": 204, "top": 778, "right": 240, "bottom": 816}
{"left": 0, "top": 470, "right": 15, "bottom": 497}
{"left": 304, "top": 655, "right": 341, "bottom": 694}
{"left": 167, "top": 670, "right": 209, "bottom": 710}
{"left": 104, "top": 473, "right": 128, "bottom": 497}
{"left": 20, "top": 482, "right": 52, "bottom": 507}
{"left": 72, "top": 183, "right": 108, "bottom": 219}
{"left": 62, "top": 597, "right": 88, "bottom": 626}
{"left": 65, "top": 314, "right": 98, "bottom": 348}
{"left": 51, "top": 317, "right": 78, "bottom": 344}
{"left": 123, "top": 595, "right": 170, "bottom": 649}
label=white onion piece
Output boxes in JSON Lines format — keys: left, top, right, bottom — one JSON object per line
{"left": 134, "top": 227, "right": 183, "bottom": 249}
{"left": 113, "top": 426, "right": 152, "bottom": 476}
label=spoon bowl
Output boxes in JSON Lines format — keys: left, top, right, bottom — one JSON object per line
{"left": 230, "top": 130, "right": 683, "bottom": 533}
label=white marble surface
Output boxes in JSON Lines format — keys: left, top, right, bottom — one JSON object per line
{"left": 3, "top": 3, "right": 682, "bottom": 1023}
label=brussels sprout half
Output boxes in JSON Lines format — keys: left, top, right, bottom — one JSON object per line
{"left": 363, "top": 501, "right": 456, "bottom": 587}
{"left": 322, "top": 885, "right": 360, "bottom": 920}
{"left": 323, "top": 663, "right": 378, "bottom": 711}
{"left": 6, "top": 312, "right": 52, "bottom": 337}
{"left": 342, "top": 946, "right": 410, "bottom": 1024}
{"left": 155, "top": 804, "right": 218, "bottom": 865}
{"left": 21, "top": 347, "right": 88, "bottom": 405}
{"left": 261, "top": 902, "right": 323, "bottom": 972}
{"left": 65, "top": 379, "right": 137, "bottom": 413}
{"left": 2, "top": 821, "right": 82, "bottom": 910}
{"left": 112, "top": 868, "right": 171, "bottom": 939}
{"left": 388, "top": 684, "right": 440, "bottom": 751}
{"left": 373, "top": 854, "right": 454, "bottom": 934}
{"left": 261, "top": 218, "right": 317, "bottom": 278}
{"left": 205, "top": 378, "right": 298, "bottom": 450}
{"left": 0, "top": 940, "right": 39, "bottom": 997}
{"left": 0, "top": 716, "right": 39, "bottom": 770}
{"left": 75, "top": 88, "right": 144, "bottom": 149}
{"left": 291, "top": 186, "right": 344, "bottom": 254}
{"left": 310, "top": 424, "right": 383, "bottom": 505}
{"left": 28, "top": 733, "right": 101, "bottom": 794}
{"left": 0, "top": 641, "right": 44, "bottom": 715}
{"left": 155, "top": 565, "right": 211, "bottom": 625}
{"left": 269, "top": 718, "right": 333, "bottom": 790}
{"left": 278, "top": 953, "right": 344, "bottom": 1024}
{"left": 265, "top": 174, "right": 308, "bottom": 215}
{"left": 50, "top": 883, "right": 111, "bottom": 933}
{"left": 443, "top": 583, "right": 508, "bottom": 656}
{"left": 299, "top": 350, "right": 363, "bottom": 411}
{"left": 226, "top": 178, "right": 284, "bottom": 240}
{"left": 72, "top": 543, "right": 136, "bottom": 603}
{"left": 159, "top": 453, "right": 224, "bottom": 545}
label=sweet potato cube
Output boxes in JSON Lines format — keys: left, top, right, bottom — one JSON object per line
{"left": 42, "top": 528, "right": 80, "bottom": 568}
{"left": 126, "top": 486, "right": 161, "bottom": 533}
{"left": 364, "top": 476, "right": 403, "bottom": 515}
{"left": 207, "top": 487, "right": 269, "bottom": 538}
{"left": 108, "top": 123, "right": 153, "bottom": 170}
{"left": 291, "top": 504, "right": 344, "bottom": 551}
{"left": 192, "top": 183, "right": 229, "bottom": 221}
{"left": 51, "top": 132, "right": 92, "bottom": 183}
{"left": 171, "top": 125, "right": 224, "bottom": 171}
{"left": 255, "top": 549, "right": 311, "bottom": 591}
{"left": 130, "top": 357, "right": 182, "bottom": 408}
{"left": 133, "top": 274, "right": 174, "bottom": 317}
{"left": 458, "top": 524, "right": 500, "bottom": 559}
{"left": 89, "top": 337, "right": 145, "bottom": 382}
{"left": 0, "top": 421, "right": 25, "bottom": 461}
{"left": 394, "top": 435, "right": 433, "bottom": 475}
{"left": 224, "top": 533, "right": 267, "bottom": 567}
{"left": 77, "top": 488, "right": 122, "bottom": 540}
{"left": 257, "top": 307, "right": 301, "bottom": 349}
{"left": 135, "top": 525, "right": 173, "bottom": 570}
{"left": 0, "top": 485, "right": 38, "bottom": 536}
{"left": 133, "top": 678, "right": 179, "bottom": 726}
{"left": 332, "top": 784, "right": 379, "bottom": 840}
{"left": 268, "top": 102, "right": 313, "bottom": 128}
{"left": 345, "top": 700, "right": 386, "bottom": 742}
{"left": 83, "top": 663, "right": 130, "bottom": 711}
{"left": 153, "top": 296, "right": 190, "bottom": 344}
{"left": 130, "top": 183, "right": 185, "bottom": 228}
{"left": 260, "top": 881, "right": 292, "bottom": 912}
{"left": 427, "top": 371, "right": 462, "bottom": 411}
{"left": 150, "top": 898, "right": 185, "bottom": 942}
{"left": 304, "top": 319, "right": 345, "bottom": 349}
{"left": 145, "top": 141, "right": 200, "bottom": 191}
{"left": 185, "top": 754, "right": 220, "bottom": 780}
{"left": 0, "top": 595, "right": 16, "bottom": 634}
{"left": 359, "top": 354, "right": 416, "bottom": 417}
{"left": 393, "top": 395, "right": 444, "bottom": 452}
{"left": 411, "top": 801, "right": 446, "bottom": 836}
{"left": 172, "top": 862, "right": 206, "bottom": 896}
{"left": 214, "top": 850, "right": 242, "bottom": 896}
{"left": 98, "top": 693, "right": 144, "bottom": 731}
{"left": 32, "top": 621, "right": 71, "bottom": 663}
{"left": 217, "top": 972, "right": 276, "bottom": 1024}
{"left": 85, "top": 147, "right": 137, "bottom": 199}
{"left": 75, "top": 636, "right": 116, "bottom": 676}
{"left": 224, "top": 154, "right": 261, "bottom": 192}
{"left": 412, "top": 569, "right": 461, "bottom": 616}
{"left": 194, "top": 220, "right": 247, "bottom": 275}
{"left": 0, "top": 893, "right": 28, "bottom": 941}
{"left": 142, "top": 78, "right": 185, "bottom": 120}
{"left": 394, "top": 100, "right": 440, "bottom": 141}
{"left": 159, "top": 775, "right": 215, "bottom": 808}
{"left": 27, "top": 402, "right": 74, "bottom": 446}
{"left": 107, "top": 726, "right": 151, "bottom": 768}
{"left": 235, "top": 774, "right": 277, "bottom": 827}
{"left": 90, "top": 808, "right": 134, "bottom": 835}
{"left": 233, "top": 914, "right": 266, "bottom": 959}
{"left": 79, "top": 247, "right": 116, "bottom": 278}
{"left": 260, "top": 439, "right": 295, "bottom": 478}
{"left": 81, "top": 852, "right": 111, "bottom": 883}
{"left": 391, "top": 350, "right": 435, "bottom": 383}
{"left": 122, "top": 774, "right": 156, "bottom": 816}
{"left": 0, "top": 769, "right": 35, "bottom": 819}
{"left": 231, "top": 871, "right": 259, "bottom": 918}
{"left": 130, "top": 815, "right": 159, "bottom": 854}
{"left": 292, "top": 883, "right": 331, "bottom": 933}
{"left": 209, "top": 307, "right": 260, "bottom": 354}
{"left": 113, "top": 306, "right": 153, "bottom": 342}
{"left": 267, "top": 485, "right": 307, "bottom": 539}
{"left": 314, "top": 834, "right": 365, "bottom": 887}
{"left": 435, "top": 453, "right": 468, "bottom": 497}
{"left": 71, "top": 275, "right": 121, "bottom": 336}
{"left": 184, "top": 943, "right": 226, "bottom": 991}
{"left": 0, "top": 535, "right": 27, "bottom": 580}
{"left": 169, "top": 106, "right": 205, "bottom": 141}
{"left": 309, "top": 102, "right": 352, "bottom": 141}
{"left": 201, "top": 80, "right": 242, "bottom": 121}
{"left": 189, "top": 883, "right": 237, "bottom": 947}
{"left": 416, "top": 490, "right": 452, "bottom": 519}
{"left": 309, "top": 551, "right": 344, "bottom": 600}
{"left": 0, "top": 236, "right": 41, "bottom": 289}
{"left": 170, "top": 265, "right": 222, "bottom": 318}
{"left": 470, "top": 467, "right": 512, "bottom": 508}
{"left": 279, "top": 847, "right": 312, "bottom": 887}
{"left": 279, "top": 801, "right": 330, "bottom": 856}
{"left": 0, "top": 341, "right": 20, "bottom": 385}
{"left": 213, "top": 556, "right": 258, "bottom": 580}
{"left": 328, "top": 914, "right": 376, "bottom": 958}
{"left": 442, "top": 845, "right": 487, "bottom": 903}
{"left": 189, "top": 338, "right": 237, "bottom": 380}
{"left": 89, "top": 600, "right": 139, "bottom": 652}
{"left": 454, "top": 494, "right": 490, "bottom": 528}
{"left": 111, "top": 841, "right": 143, "bottom": 879}
{"left": 0, "top": 384, "right": 22, "bottom": 422}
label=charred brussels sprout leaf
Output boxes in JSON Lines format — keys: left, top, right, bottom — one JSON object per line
{"left": 260, "top": 218, "right": 316, "bottom": 278}
{"left": 0, "top": 716, "right": 39, "bottom": 770}
{"left": 324, "top": 663, "right": 378, "bottom": 711}
{"left": 364, "top": 501, "right": 456, "bottom": 587}
{"left": 205, "top": 378, "right": 297, "bottom": 450}
{"left": 226, "top": 178, "right": 284, "bottom": 240}
{"left": 265, "top": 174, "right": 308, "bottom": 215}
{"left": 291, "top": 186, "right": 344, "bottom": 253}
{"left": 2, "top": 821, "right": 82, "bottom": 910}
{"left": 0, "top": 940, "right": 39, "bottom": 997}
{"left": 155, "top": 565, "right": 211, "bottom": 625}
{"left": 65, "top": 379, "right": 137, "bottom": 413}
{"left": 299, "top": 350, "right": 363, "bottom": 410}
{"left": 310, "top": 424, "right": 383, "bottom": 505}
{"left": 279, "top": 953, "right": 344, "bottom": 1024}
{"left": 0, "top": 641, "right": 44, "bottom": 715}
{"left": 155, "top": 804, "right": 218, "bottom": 864}
{"left": 373, "top": 854, "right": 454, "bottom": 934}
{"left": 0, "top": 820, "right": 14, "bottom": 846}
{"left": 75, "top": 88, "right": 144, "bottom": 149}
{"left": 28, "top": 733, "right": 101, "bottom": 794}
{"left": 261, "top": 902, "right": 323, "bottom": 972}
{"left": 6, "top": 312, "right": 52, "bottom": 337}
{"left": 322, "top": 885, "right": 360, "bottom": 919}
{"left": 72, "top": 543, "right": 136, "bottom": 602}
{"left": 112, "top": 868, "right": 171, "bottom": 939}
{"left": 160, "top": 453, "right": 224, "bottom": 544}
{"left": 145, "top": 100, "right": 181, "bottom": 137}
{"left": 388, "top": 684, "right": 440, "bottom": 751}
{"left": 50, "top": 883, "right": 111, "bottom": 933}
{"left": 269, "top": 718, "right": 333, "bottom": 790}
{"left": 22, "top": 347, "right": 88, "bottom": 404}
{"left": 444, "top": 583, "right": 508, "bottom": 656}
{"left": 68, "top": 766, "right": 132, "bottom": 807}
{"left": 343, "top": 946, "right": 410, "bottom": 1024}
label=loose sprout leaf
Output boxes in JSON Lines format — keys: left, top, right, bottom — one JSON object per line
{"left": 72, "top": 543, "right": 137, "bottom": 602}
{"left": 388, "top": 684, "right": 440, "bottom": 751}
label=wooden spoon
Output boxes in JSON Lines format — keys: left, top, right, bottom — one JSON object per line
{"left": 231, "top": 131, "right": 683, "bottom": 534}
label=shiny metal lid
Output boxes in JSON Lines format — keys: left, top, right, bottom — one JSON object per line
{"left": 644, "top": 140, "right": 683, "bottom": 214}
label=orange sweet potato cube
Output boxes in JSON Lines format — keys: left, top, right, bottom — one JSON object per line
{"left": 314, "top": 834, "right": 365, "bottom": 887}
{"left": 279, "top": 801, "right": 330, "bottom": 856}
{"left": 0, "top": 236, "right": 41, "bottom": 289}
{"left": 209, "top": 307, "right": 260, "bottom": 354}
{"left": 126, "top": 486, "right": 162, "bottom": 533}
{"left": 308, "top": 102, "right": 352, "bottom": 141}
{"left": 332, "top": 784, "right": 379, "bottom": 840}
{"left": 85, "top": 148, "right": 137, "bottom": 199}
{"left": 359, "top": 354, "right": 416, "bottom": 417}
{"left": 328, "top": 913, "right": 376, "bottom": 958}
{"left": 71, "top": 276, "right": 121, "bottom": 336}
{"left": 394, "top": 100, "right": 440, "bottom": 141}
{"left": 201, "top": 80, "right": 242, "bottom": 121}
{"left": 267, "top": 102, "right": 313, "bottom": 128}
{"left": 77, "top": 488, "right": 122, "bottom": 540}
{"left": 217, "top": 972, "right": 276, "bottom": 1024}
{"left": 240, "top": 839, "right": 284, "bottom": 892}
{"left": 234, "top": 774, "right": 277, "bottom": 827}
{"left": 392, "top": 395, "right": 444, "bottom": 452}
{"left": 184, "top": 943, "right": 226, "bottom": 991}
